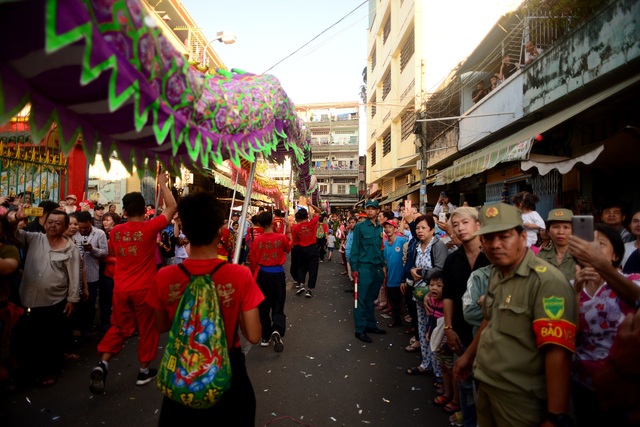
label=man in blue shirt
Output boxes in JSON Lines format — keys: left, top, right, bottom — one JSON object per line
{"left": 383, "top": 219, "right": 407, "bottom": 328}
{"left": 350, "top": 199, "right": 386, "bottom": 343}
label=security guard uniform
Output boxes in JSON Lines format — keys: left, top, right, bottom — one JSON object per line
{"left": 537, "top": 209, "right": 577, "bottom": 280}
{"left": 472, "top": 203, "right": 577, "bottom": 427}
{"left": 350, "top": 200, "right": 385, "bottom": 335}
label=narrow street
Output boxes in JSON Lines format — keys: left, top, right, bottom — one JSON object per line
{"left": 1, "top": 257, "right": 451, "bottom": 427}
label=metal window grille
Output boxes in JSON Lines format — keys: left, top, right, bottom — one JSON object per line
{"left": 400, "top": 28, "right": 415, "bottom": 72}
{"left": 371, "top": 45, "right": 377, "bottom": 71}
{"left": 383, "top": 15, "right": 391, "bottom": 44}
{"left": 382, "top": 72, "right": 391, "bottom": 100}
{"left": 382, "top": 131, "right": 391, "bottom": 156}
{"left": 401, "top": 108, "right": 415, "bottom": 141}
{"left": 371, "top": 147, "right": 377, "bottom": 166}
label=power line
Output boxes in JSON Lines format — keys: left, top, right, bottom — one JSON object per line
{"left": 263, "top": 0, "right": 368, "bottom": 74}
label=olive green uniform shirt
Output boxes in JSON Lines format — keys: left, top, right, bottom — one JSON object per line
{"left": 474, "top": 249, "right": 577, "bottom": 401}
{"left": 349, "top": 219, "right": 385, "bottom": 272}
{"left": 536, "top": 245, "right": 577, "bottom": 280}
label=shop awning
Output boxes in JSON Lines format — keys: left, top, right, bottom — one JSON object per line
{"left": 380, "top": 183, "right": 421, "bottom": 205}
{"left": 434, "top": 138, "right": 534, "bottom": 186}
{"left": 434, "top": 74, "right": 640, "bottom": 186}
{"left": 522, "top": 125, "right": 640, "bottom": 175}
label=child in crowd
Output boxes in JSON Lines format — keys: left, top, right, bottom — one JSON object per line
{"left": 251, "top": 211, "right": 291, "bottom": 351}
{"left": 326, "top": 229, "right": 336, "bottom": 261}
{"left": 426, "top": 271, "right": 459, "bottom": 416}
{"left": 146, "top": 192, "right": 263, "bottom": 424}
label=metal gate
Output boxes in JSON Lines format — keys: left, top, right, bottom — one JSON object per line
{"left": 0, "top": 120, "right": 67, "bottom": 205}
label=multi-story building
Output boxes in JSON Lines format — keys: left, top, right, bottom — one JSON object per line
{"left": 365, "top": 1, "right": 421, "bottom": 212}
{"left": 421, "top": 0, "right": 640, "bottom": 217}
{"left": 296, "top": 102, "right": 362, "bottom": 213}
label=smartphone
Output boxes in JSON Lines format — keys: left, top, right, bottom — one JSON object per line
{"left": 572, "top": 215, "right": 594, "bottom": 242}
{"left": 438, "top": 212, "right": 447, "bottom": 223}
{"left": 404, "top": 200, "right": 412, "bottom": 214}
{"left": 23, "top": 207, "right": 44, "bottom": 217}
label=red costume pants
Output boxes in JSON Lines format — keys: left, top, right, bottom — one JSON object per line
{"left": 97, "top": 289, "right": 158, "bottom": 364}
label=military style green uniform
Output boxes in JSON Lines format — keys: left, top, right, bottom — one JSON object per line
{"left": 537, "top": 208, "right": 577, "bottom": 280}
{"left": 474, "top": 249, "right": 577, "bottom": 426}
{"left": 350, "top": 201, "right": 385, "bottom": 334}
{"left": 472, "top": 203, "right": 577, "bottom": 426}
{"left": 537, "top": 245, "right": 577, "bottom": 280}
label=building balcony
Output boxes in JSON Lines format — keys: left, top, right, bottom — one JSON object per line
{"left": 425, "top": 0, "right": 640, "bottom": 156}
{"left": 311, "top": 143, "right": 359, "bottom": 152}
{"left": 313, "top": 167, "right": 360, "bottom": 176}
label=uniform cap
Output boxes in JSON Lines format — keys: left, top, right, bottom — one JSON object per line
{"left": 547, "top": 209, "right": 573, "bottom": 223}
{"left": 365, "top": 199, "right": 380, "bottom": 209}
{"left": 473, "top": 203, "right": 523, "bottom": 236}
{"left": 66, "top": 194, "right": 77, "bottom": 201}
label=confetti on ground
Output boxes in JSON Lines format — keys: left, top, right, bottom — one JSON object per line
{"left": 306, "top": 355, "right": 315, "bottom": 360}
{"left": 25, "top": 397, "right": 31, "bottom": 404}
{"left": 52, "top": 416, "right": 60, "bottom": 421}
{"left": 330, "top": 417, "right": 337, "bottom": 421}
{"left": 411, "top": 387, "right": 421, "bottom": 391}
{"left": 359, "top": 409, "right": 363, "bottom": 414}
{"left": 268, "top": 370, "right": 271, "bottom": 374}
{"left": 414, "top": 407, "right": 420, "bottom": 411}
{"left": 357, "top": 404, "right": 360, "bottom": 408}
{"left": 362, "top": 421, "right": 371, "bottom": 424}
{"left": 370, "top": 363, "right": 375, "bottom": 366}
{"left": 382, "top": 398, "right": 390, "bottom": 403}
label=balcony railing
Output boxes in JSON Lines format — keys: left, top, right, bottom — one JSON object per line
{"left": 314, "top": 167, "right": 360, "bottom": 176}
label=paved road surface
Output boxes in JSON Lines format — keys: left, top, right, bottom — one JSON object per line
{"left": 1, "top": 258, "right": 452, "bottom": 427}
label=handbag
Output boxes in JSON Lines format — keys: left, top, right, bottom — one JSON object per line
{"left": 430, "top": 317, "right": 445, "bottom": 352}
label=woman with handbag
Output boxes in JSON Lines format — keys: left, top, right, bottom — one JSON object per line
{"left": 401, "top": 214, "right": 448, "bottom": 376}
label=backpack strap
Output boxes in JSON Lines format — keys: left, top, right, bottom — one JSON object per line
{"left": 178, "top": 261, "right": 226, "bottom": 278}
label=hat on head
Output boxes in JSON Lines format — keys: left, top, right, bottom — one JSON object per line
{"left": 383, "top": 219, "right": 398, "bottom": 228}
{"left": 358, "top": 212, "right": 367, "bottom": 218}
{"left": 94, "top": 204, "right": 105, "bottom": 211}
{"left": 473, "top": 203, "right": 523, "bottom": 236}
{"left": 365, "top": 199, "right": 380, "bottom": 209}
{"left": 66, "top": 194, "right": 77, "bottom": 201}
{"left": 231, "top": 211, "right": 240, "bottom": 217}
{"left": 547, "top": 209, "right": 573, "bottom": 223}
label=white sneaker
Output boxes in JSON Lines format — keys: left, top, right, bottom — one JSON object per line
{"left": 260, "top": 338, "right": 270, "bottom": 347}
{"left": 271, "top": 331, "right": 284, "bottom": 353}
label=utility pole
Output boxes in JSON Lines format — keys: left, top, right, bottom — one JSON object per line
{"left": 415, "top": 108, "right": 427, "bottom": 214}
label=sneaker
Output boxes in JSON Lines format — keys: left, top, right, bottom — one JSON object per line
{"left": 271, "top": 331, "right": 284, "bottom": 353}
{"left": 136, "top": 368, "right": 158, "bottom": 386}
{"left": 296, "top": 287, "right": 306, "bottom": 295}
{"left": 449, "top": 411, "right": 463, "bottom": 426}
{"left": 305, "top": 290, "right": 313, "bottom": 298}
{"left": 294, "top": 282, "right": 301, "bottom": 289}
{"left": 319, "top": 259, "right": 324, "bottom": 263}
{"left": 89, "top": 362, "right": 107, "bottom": 394}
{"left": 260, "top": 338, "right": 270, "bottom": 347}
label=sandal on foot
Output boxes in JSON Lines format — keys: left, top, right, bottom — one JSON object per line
{"left": 443, "top": 401, "right": 461, "bottom": 415}
{"left": 433, "top": 378, "right": 443, "bottom": 387}
{"left": 435, "top": 385, "right": 445, "bottom": 395}
{"left": 433, "top": 395, "right": 451, "bottom": 406}
{"left": 405, "top": 366, "right": 428, "bottom": 375}
{"left": 41, "top": 375, "right": 56, "bottom": 387}
{"left": 405, "top": 343, "right": 420, "bottom": 352}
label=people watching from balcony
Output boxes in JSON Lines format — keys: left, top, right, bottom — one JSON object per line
{"left": 471, "top": 81, "right": 489, "bottom": 104}
{"left": 499, "top": 54, "right": 518, "bottom": 81}
{"left": 490, "top": 74, "right": 500, "bottom": 91}
{"left": 524, "top": 40, "right": 543, "bottom": 65}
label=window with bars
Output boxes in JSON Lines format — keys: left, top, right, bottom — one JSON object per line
{"left": 382, "top": 71, "right": 391, "bottom": 100}
{"left": 371, "top": 92, "right": 377, "bottom": 117}
{"left": 401, "top": 108, "right": 415, "bottom": 141}
{"left": 400, "top": 28, "right": 415, "bottom": 72}
{"left": 371, "top": 147, "right": 377, "bottom": 166}
{"left": 382, "top": 131, "right": 391, "bottom": 156}
{"left": 371, "top": 44, "right": 376, "bottom": 71}
{"left": 320, "top": 184, "right": 328, "bottom": 193}
{"left": 337, "top": 185, "right": 346, "bottom": 194}
{"left": 383, "top": 15, "right": 391, "bottom": 44}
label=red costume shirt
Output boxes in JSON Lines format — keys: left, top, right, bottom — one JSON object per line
{"left": 252, "top": 232, "right": 292, "bottom": 268}
{"left": 218, "top": 227, "right": 232, "bottom": 258}
{"left": 146, "top": 259, "right": 264, "bottom": 348}
{"left": 273, "top": 217, "right": 285, "bottom": 234}
{"left": 111, "top": 215, "right": 168, "bottom": 293}
{"left": 291, "top": 215, "right": 319, "bottom": 247}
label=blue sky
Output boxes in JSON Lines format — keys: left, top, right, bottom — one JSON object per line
{"left": 181, "top": 0, "right": 369, "bottom": 105}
